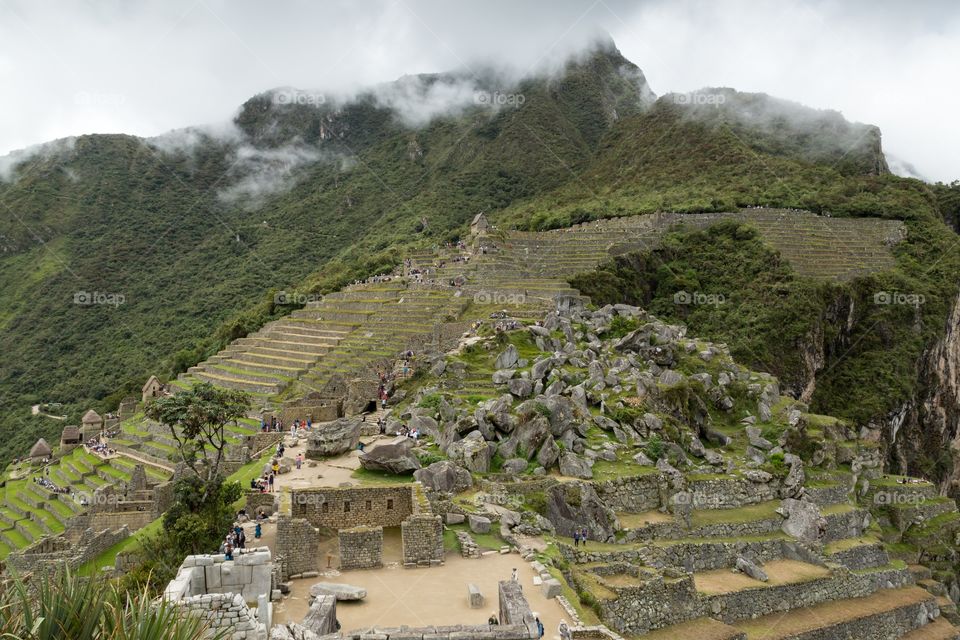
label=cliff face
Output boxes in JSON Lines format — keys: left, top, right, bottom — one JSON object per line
{"left": 886, "top": 291, "right": 960, "bottom": 495}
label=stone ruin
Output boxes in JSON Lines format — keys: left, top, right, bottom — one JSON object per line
{"left": 164, "top": 547, "right": 275, "bottom": 640}
{"left": 6, "top": 525, "right": 130, "bottom": 574}
{"left": 271, "top": 579, "right": 538, "bottom": 640}
{"left": 276, "top": 483, "right": 444, "bottom": 579}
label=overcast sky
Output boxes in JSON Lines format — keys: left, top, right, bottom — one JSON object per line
{"left": 0, "top": 0, "right": 957, "bottom": 182}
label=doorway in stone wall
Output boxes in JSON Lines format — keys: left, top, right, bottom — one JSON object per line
{"left": 316, "top": 526, "right": 404, "bottom": 569}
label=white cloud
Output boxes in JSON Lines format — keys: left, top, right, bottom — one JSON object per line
{"left": 0, "top": 0, "right": 956, "bottom": 182}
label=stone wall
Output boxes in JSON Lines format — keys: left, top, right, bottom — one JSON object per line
{"left": 339, "top": 526, "right": 383, "bottom": 570}
{"left": 90, "top": 509, "right": 155, "bottom": 531}
{"left": 114, "top": 549, "right": 143, "bottom": 574}
{"left": 291, "top": 485, "right": 416, "bottom": 529}
{"left": 688, "top": 476, "right": 778, "bottom": 509}
{"left": 246, "top": 491, "right": 277, "bottom": 517}
{"left": 244, "top": 432, "right": 284, "bottom": 456}
{"left": 178, "top": 592, "right": 266, "bottom": 640}
{"left": 5, "top": 526, "right": 129, "bottom": 574}
{"left": 275, "top": 516, "right": 318, "bottom": 580}
{"left": 401, "top": 514, "right": 444, "bottom": 567}
{"left": 595, "top": 475, "right": 661, "bottom": 513}
{"left": 163, "top": 547, "right": 273, "bottom": 606}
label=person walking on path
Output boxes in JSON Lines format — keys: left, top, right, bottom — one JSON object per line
{"left": 532, "top": 614, "right": 544, "bottom": 639}
{"left": 255, "top": 522, "right": 262, "bottom": 539}
{"left": 511, "top": 567, "right": 519, "bottom": 582}
{"left": 558, "top": 620, "right": 571, "bottom": 640}
{"left": 573, "top": 530, "right": 580, "bottom": 547}
{"left": 296, "top": 453, "right": 302, "bottom": 470}
{"left": 268, "top": 472, "right": 275, "bottom": 492}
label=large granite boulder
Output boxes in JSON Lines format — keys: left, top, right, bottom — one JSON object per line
{"left": 447, "top": 430, "right": 492, "bottom": 473}
{"left": 413, "top": 460, "right": 473, "bottom": 493}
{"left": 502, "top": 414, "right": 551, "bottom": 460}
{"left": 545, "top": 481, "right": 618, "bottom": 542}
{"left": 558, "top": 452, "right": 593, "bottom": 479}
{"left": 305, "top": 417, "right": 361, "bottom": 459}
{"left": 777, "top": 498, "right": 826, "bottom": 543}
{"left": 309, "top": 582, "right": 367, "bottom": 601}
{"left": 358, "top": 436, "right": 421, "bottom": 474}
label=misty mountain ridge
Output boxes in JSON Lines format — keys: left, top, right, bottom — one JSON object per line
{"left": 0, "top": 37, "right": 956, "bottom": 468}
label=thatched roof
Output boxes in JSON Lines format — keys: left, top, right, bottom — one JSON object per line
{"left": 61, "top": 425, "right": 80, "bottom": 443}
{"left": 30, "top": 438, "right": 52, "bottom": 458}
{"left": 81, "top": 409, "right": 102, "bottom": 425}
{"left": 142, "top": 375, "right": 161, "bottom": 393}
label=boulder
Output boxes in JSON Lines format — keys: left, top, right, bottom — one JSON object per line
{"left": 508, "top": 378, "right": 534, "bottom": 398}
{"left": 746, "top": 426, "right": 773, "bottom": 451}
{"left": 501, "top": 458, "right": 528, "bottom": 475}
{"left": 545, "top": 482, "right": 618, "bottom": 541}
{"left": 735, "top": 557, "right": 769, "bottom": 582}
{"left": 492, "top": 369, "right": 515, "bottom": 384}
{"left": 536, "top": 435, "right": 560, "bottom": 468}
{"left": 358, "top": 437, "right": 421, "bottom": 474}
{"left": 305, "top": 417, "right": 361, "bottom": 459}
{"left": 777, "top": 498, "right": 826, "bottom": 543}
{"left": 495, "top": 344, "right": 519, "bottom": 370}
{"left": 413, "top": 460, "right": 473, "bottom": 494}
{"left": 448, "top": 430, "right": 493, "bottom": 473}
{"left": 309, "top": 582, "right": 367, "bottom": 601}
{"left": 468, "top": 514, "right": 491, "bottom": 534}
{"left": 558, "top": 452, "right": 593, "bottom": 479}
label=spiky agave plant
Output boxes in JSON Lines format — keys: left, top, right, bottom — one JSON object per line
{"left": 0, "top": 569, "right": 227, "bottom": 640}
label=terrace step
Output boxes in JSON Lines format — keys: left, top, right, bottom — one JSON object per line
{"left": 730, "top": 586, "right": 938, "bottom": 639}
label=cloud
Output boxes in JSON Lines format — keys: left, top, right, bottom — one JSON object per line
{"left": 0, "top": 137, "right": 76, "bottom": 183}
{"left": 0, "top": 0, "right": 956, "bottom": 181}
{"left": 216, "top": 144, "right": 324, "bottom": 206}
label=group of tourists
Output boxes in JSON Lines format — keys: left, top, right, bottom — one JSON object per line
{"left": 221, "top": 522, "right": 247, "bottom": 560}
{"left": 33, "top": 475, "right": 68, "bottom": 494}
{"left": 571, "top": 528, "right": 590, "bottom": 547}
{"left": 86, "top": 438, "right": 116, "bottom": 458}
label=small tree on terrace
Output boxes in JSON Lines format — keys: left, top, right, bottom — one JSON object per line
{"left": 145, "top": 382, "right": 250, "bottom": 503}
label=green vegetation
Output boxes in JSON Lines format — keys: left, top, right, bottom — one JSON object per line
{"left": 0, "top": 569, "right": 221, "bottom": 639}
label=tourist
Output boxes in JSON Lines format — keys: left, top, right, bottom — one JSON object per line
{"left": 224, "top": 543, "right": 234, "bottom": 561}
{"left": 268, "top": 473, "right": 275, "bottom": 492}
{"left": 357, "top": 442, "right": 365, "bottom": 452}
{"left": 558, "top": 619, "right": 571, "bottom": 640}
{"left": 487, "top": 612, "right": 499, "bottom": 625}
{"left": 255, "top": 522, "right": 262, "bottom": 539}
{"left": 307, "top": 418, "right": 312, "bottom": 430}
{"left": 573, "top": 530, "right": 580, "bottom": 547}
{"left": 580, "top": 528, "right": 589, "bottom": 547}
{"left": 532, "top": 613, "right": 544, "bottom": 639}
{"left": 296, "top": 454, "right": 302, "bottom": 470}
{"left": 237, "top": 527, "right": 246, "bottom": 549}
{"left": 272, "top": 460, "right": 280, "bottom": 476}
{"left": 511, "top": 567, "right": 519, "bottom": 582}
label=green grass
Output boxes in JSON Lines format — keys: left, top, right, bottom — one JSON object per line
{"left": 350, "top": 467, "right": 415, "bottom": 485}
{"left": 690, "top": 501, "right": 780, "bottom": 527}
{"left": 77, "top": 517, "right": 164, "bottom": 577}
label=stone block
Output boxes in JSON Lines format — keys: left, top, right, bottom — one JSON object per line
{"left": 541, "top": 578, "right": 562, "bottom": 599}
{"left": 468, "top": 514, "right": 491, "bottom": 534}
{"left": 446, "top": 513, "right": 465, "bottom": 525}
{"left": 468, "top": 583, "right": 484, "bottom": 608}
{"left": 205, "top": 565, "right": 222, "bottom": 589}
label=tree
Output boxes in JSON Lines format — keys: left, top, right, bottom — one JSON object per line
{"left": 144, "top": 382, "right": 250, "bottom": 503}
